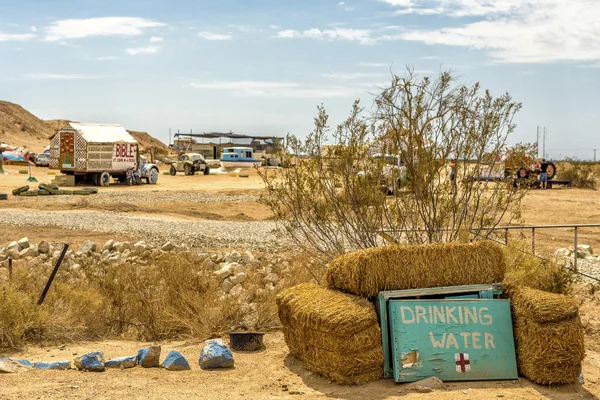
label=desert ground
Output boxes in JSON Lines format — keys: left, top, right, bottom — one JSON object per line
{"left": 1, "top": 164, "right": 599, "bottom": 399}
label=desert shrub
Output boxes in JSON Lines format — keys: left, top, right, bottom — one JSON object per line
{"left": 0, "top": 286, "right": 47, "bottom": 348}
{"left": 557, "top": 160, "right": 597, "bottom": 189}
{"left": 503, "top": 241, "right": 574, "bottom": 295}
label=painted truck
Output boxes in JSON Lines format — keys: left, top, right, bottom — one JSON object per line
{"left": 49, "top": 123, "right": 159, "bottom": 186}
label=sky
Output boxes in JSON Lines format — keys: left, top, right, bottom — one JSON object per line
{"left": 0, "top": 0, "right": 598, "bottom": 160}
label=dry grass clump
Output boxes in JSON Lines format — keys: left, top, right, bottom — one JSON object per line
{"left": 277, "top": 283, "right": 383, "bottom": 385}
{"left": 326, "top": 240, "right": 505, "bottom": 298}
{"left": 509, "top": 286, "right": 584, "bottom": 385}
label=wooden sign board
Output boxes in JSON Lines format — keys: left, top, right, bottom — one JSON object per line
{"left": 388, "top": 299, "right": 518, "bottom": 382}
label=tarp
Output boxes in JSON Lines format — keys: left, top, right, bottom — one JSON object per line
{"left": 57, "top": 123, "right": 137, "bottom": 144}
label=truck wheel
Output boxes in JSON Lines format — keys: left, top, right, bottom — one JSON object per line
{"left": 546, "top": 162, "right": 556, "bottom": 180}
{"left": 185, "top": 164, "right": 193, "bottom": 176}
{"left": 170, "top": 165, "right": 177, "bottom": 176}
{"left": 204, "top": 166, "right": 210, "bottom": 175}
{"left": 147, "top": 168, "right": 159, "bottom": 184}
{"left": 99, "top": 171, "right": 111, "bottom": 187}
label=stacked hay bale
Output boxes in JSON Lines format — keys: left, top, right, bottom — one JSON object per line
{"left": 277, "top": 283, "right": 383, "bottom": 385}
{"left": 508, "top": 286, "right": 585, "bottom": 384}
{"left": 326, "top": 240, "right": 506, "bottom": 297}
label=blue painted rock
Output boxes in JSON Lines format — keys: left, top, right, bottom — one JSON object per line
{"left": 137, "top": 345, "right": 161, "bottom": 368}
{"left": 162, "top": 350, "right": 191, "bottom": 371}
{"left": 34, "top": 361, "right": 71, "bottom": 370}
{"left": 0, "top": 358, "right": 32, "bottom": 373}
{"left": 105, "top": 355, "right": 137, "bottom": 369}
{"left": 199, "top": 339, "right": 234, "bottom": 369}
{"left": 74, "top": 350, "right": 105, "bottom": 372}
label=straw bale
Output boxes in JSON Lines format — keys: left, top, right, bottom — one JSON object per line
{"left": 301, "top": 360, "right": 383, "bottom": 385}
{"left": 326, "top": 240, "right": 506, "bottom": 298}
{"left": 513, "top": 315, "right": 585, "bottom": 385}
{"left": 276, "top": 283, "right": 380, "bottom": 336}
{"left": 509, "top": 286, "right": 579, "bottom": 323}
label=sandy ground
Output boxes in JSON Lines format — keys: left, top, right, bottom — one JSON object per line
{"left": 2, "top": 164, "right": 600, "bottom": 399}
{"left": 0, "top": 332, "right": 598, "bottom": 400}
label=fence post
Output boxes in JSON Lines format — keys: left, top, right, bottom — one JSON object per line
{"left": 532, "top": 227, "right": 535, "bottom": 255}
{"left": 8, "top": 258, "right": 12, "bottom": 280}
{"left": 574, "top": 227, "right": 578, "bottom": 271}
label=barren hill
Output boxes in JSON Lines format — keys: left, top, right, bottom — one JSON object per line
{"left": 0, "top": 101, "right": 56, "bottom": 151}
{"left": 0, "top": 101, "right": 169, "bottom": 154}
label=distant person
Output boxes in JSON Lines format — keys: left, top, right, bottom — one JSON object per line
{"left": 539, "top": 158, "right": 549, "bottom": 190}
{"left": 450, "top": 159, "right": 458, "bottom": 194}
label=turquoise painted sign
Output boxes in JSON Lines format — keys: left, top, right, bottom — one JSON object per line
{"left": 388, "top": 299, "right": 517, "bottom": 382}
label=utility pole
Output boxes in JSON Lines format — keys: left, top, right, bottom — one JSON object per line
{"left": 536, "top": 126, "right": 540, "bottom": 158}
{"left": 169, "top": 128, "right": 171, "bottom": 146}
{"left": 543, "top": 127, "right": 547, "bottom": 159}
{"left": 594, "top": 149, "right": 597, "bottom": 163}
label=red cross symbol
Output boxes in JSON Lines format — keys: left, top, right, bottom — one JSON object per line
{"left": 455, "top": 353, "right": 471, "bottom": 373}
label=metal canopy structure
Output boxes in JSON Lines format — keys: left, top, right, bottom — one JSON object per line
{"left": 173, "top": 132, "right": 284, "bottom": 141}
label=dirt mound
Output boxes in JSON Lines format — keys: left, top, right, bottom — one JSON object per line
{"left": 128, "top": 130, "right": 170, "bottom": 155}
{"left": 0, "top": 101, "right": 56, "bottom": 151}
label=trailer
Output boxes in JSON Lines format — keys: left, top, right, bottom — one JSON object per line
{"left": 49, "top": 123, "right": 159, "bottom": 186}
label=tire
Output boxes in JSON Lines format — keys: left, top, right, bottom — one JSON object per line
{"left": 73, "top": 190, "right": 92, "bottom": 195}
{"left": 99, "top": 171, "right": 111, "bottom": 187}
{"left": 12, "top": 185, "right": 29, "bottom": 196}
{"left": 0, "top": 193, "right": 7, "bottom": 200}
{"left": 203, "top": 166, "right": 210, "bottom": 175}
{"left": 546, "top": 162, "right": 556, "bottom": 180}
{"left": 517, "top": 167, "right": 529, "bottom": 179}
{"left": 20, "top": 190, "right": 39, "bottom": 197}
{"left": 39, "top": 183, "right": 57, "bottom": 194}
{"left": 18, "top": 170, "right": 28, "bottom": 174}
{"left": 49, "top": 184, "right": 59, "bottom": 190}
{"left": 170, "top": 165, "right": 177, "bottom": 176}
{"left": 92, "top": 173, "right": 100, "bottom": 186}
{"left": 38, "top": 190, "right": 51, "bottom": 196}
{"left": 147, "top": 168, "right": 159, "bottom": 184}
{"left": 82, "top": 188, "right": 99, "bottom": 194}
{"left": 185, "top": 164, "right": 193, "bottom": 176}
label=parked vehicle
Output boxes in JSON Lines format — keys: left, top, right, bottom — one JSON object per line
{"left": 49, "top": 123, "right": 159, "bottom": 186}
{"left": 220, "top": 147, "right": 262, "bottom": 169}
{"left": 169, "top": 153, "right": 210, "bottom": 176}
{"left": 35, "top": 153, "right": 50, "bottom": 167}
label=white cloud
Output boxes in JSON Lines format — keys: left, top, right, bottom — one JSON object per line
{"left": 0, "top": 32, "right": 36, "bottom": 41}
{"left": 190, "top": 80, "right": 363, "bottom": 98}
{"left": 198, "top": 31, "right": 232, "bottom": 40}
{"left": 395, "top": 0, "right": 600, "bottom": 63}
{"left": 45, "top": 17, "right": 165, "bottom": 41}
{"left": 27, "top": 73, "right": 103, "bottom": 80}
{"left": 30, "top": 26, "right": 37, "bottom": 32}
{"left": 360, "top": 62, "right": 389, "bottom": 67}
{"left": 322, "top": 72, "right": 384, "bottom": 80}
{"left": 97, "top": 56, "right": 117, "bottom": 61}
{"left": 126, "top": 45, "right": 160, "bottom": 55}
{"left": 275, "top": 28, "right": 373, "bottom": 44}
{"left": 381, "top": 0, "right": 412, "bottom": 6}
{"left": 269, "top": 25, "right": 280, "bottom": 30}
{"left": 383, "top": 0, "right": 522, "bottom": 16}
{"left": 149, "top": 36, "right": 163, "bottom": 42}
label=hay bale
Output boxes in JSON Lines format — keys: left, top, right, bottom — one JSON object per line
{"left": 509, "top": 286, "right": 579, "bottom": 323}
{"left": 277, "top": 283, "right": 383, "bottom": 385}
{"left": 326, "top": 240, "right": 506, "bottom": 298}
{"left": 513, "top": 316, "right": 584, "bottom": 384}
{"left": 510, "top": 286, "right": 585, "bottom": 385}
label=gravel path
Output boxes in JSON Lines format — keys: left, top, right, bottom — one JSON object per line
{"left": 1, "top": 209, "right": 289, "bottom": 251}
{"left": 8, "top": 191, "right": 261, "bottom": 205}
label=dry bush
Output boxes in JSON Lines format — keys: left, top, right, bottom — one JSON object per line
{"left": 503, "top": 241, "right": 574, "bottom": 295}
{"left": 556, "top": 160, "right": 597, "bottom": 189}
{"left": 0, "top": 251, "right": 321, "bottom": 349}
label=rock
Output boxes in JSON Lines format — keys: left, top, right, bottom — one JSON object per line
{"left": 225, "top": 251, "right": 241, "bottom": 264}
{"left": 137, "top": 345, "right": 161, "bottom": 368}
{"left": 576, "top": 244, "right": 592, "bottom": 259}
{"left": 28, "top": 256, "right": 44, "bottom": 267}
{"left": 405, "top": 377, "right": 444, "bottom": 393}
{"left": 230, "top": 273, "right": 247, "bottom": 285}
{"left": 19, "top": 247, "right": 39, "bottom": 259}
{"left": 222, "top": 278, "right": 234, "bottom": 293}
{"left": 74, "top": 350, "right": 105, "bottom": 372}
{"left": 6, "top": 248, "right": 20, "bottom": 260}
{"left": 241, "top": 251, "right": 255, "bottom": 264}
{"left": 105, "top": 355, "right": 137, "bottom": 369}
{"left": 162, "top": 350, "right": 191, "bottom": 371}
{"left": 7, "top": 241, "right": 21, "bottom": 252}
{"left": 0, "top": 358, "right": 32, "bottom": 373}
{"left": 230, "top": 284, "right": 243, "bottom": 296}
{"left": 214, "top": 263, "right": 236, "bottom": 280}
{"left": 133, "top": 242, "right": 147, "bottom": 255}
{"left": 17, "top": 237, "right": 30, "bottom": 250}
{"left": 38, "top": 241, "right": 50, "bottom": 254}
{"left": 161, "top": 241, "right": 175, "bottom": 252}
{"left": 34, "top": 361, "right": 71, "bottom": 370}
{"left": 263, "top": 273, "right": 279, "bottom": 285}
{"left": 203, "top": 258, "right": 218, "bottom": 270}
{"left": 199, "top": 339, "right": 234, "bottom": 369}
{"left": 101, "top": 240, "right": 115, "bottom": 252}
{"left": 79, "top": 240, "right": 97, "bottom": 255}
{"left": 233, "top": 263, "right": 245, "bottom": 275}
